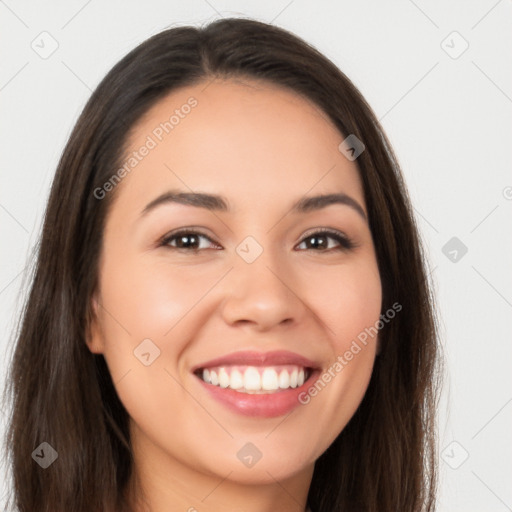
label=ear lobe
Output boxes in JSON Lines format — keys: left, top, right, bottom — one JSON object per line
{"left": 85, "top": 295, "right": 105, "bottom": 354}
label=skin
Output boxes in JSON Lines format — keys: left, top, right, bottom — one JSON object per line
{"left": 86, "top": 77, "right": 382, "bottom": 512}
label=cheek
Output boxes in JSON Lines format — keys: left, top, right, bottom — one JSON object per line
{"left": 94, "top": 251, "right": 218, "bottom": 399}
{"left": 308, "top": 257, "right": 382, "bottom": 348}
{"left": 98, "top": 253, "right": 214, "bottom": 343}
{"left": 95, "top": 255, "right": 213, "bottom": 447}
{"left": 296, "top": 257, "right": 381, "bottom": 434}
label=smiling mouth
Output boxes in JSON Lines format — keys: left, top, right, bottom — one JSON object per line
{"left": 194, "top": 364, "right": 313, "bottom": 394}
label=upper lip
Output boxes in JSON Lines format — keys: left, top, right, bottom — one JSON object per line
{"left": 192, "top": 350, "right": 319, "bottom": 372}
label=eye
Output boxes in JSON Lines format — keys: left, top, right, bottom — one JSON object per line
{"left": 160, "top": 229, "right": 220, "bottom": 251}
{"left": 296, "top": 229, "right": 356, "bottom": 252}
{"left": 159, "top": 228, "right": 356, "bottom": 253}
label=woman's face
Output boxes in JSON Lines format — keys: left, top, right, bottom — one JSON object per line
{"left": 87, "top": 78, "right": 382, "bottom": 489}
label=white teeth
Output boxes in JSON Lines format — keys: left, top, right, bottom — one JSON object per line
{"left": 218, "top": 368, "right": 230, "bottom": 388}
{"left": 200, "top": 365, "right": 309, "bottom": 393}
{"left": 290, "top": 368, "right": 298, "bottom": 388}
{"left": 261, "top": 368, "right": 279, "bottom": 391}
{"left": 229, "top": 369, "right": 244, "bottom": 389}
{"left": 278, "top": 369, "right": 290, "bottom": 389}
{"left": 244, "top": 367, "right": 261, "bottom": 390}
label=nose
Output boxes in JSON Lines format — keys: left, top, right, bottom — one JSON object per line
{"left": 220, "top": 251, "right": 307, "bottom": 332}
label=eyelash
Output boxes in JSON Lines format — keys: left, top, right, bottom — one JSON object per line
{"left": 159, "top": 228, "right": 356, "bottom": 253}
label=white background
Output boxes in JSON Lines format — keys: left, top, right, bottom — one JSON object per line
{"left": 1, "top": 1, "right": 511, "bottom": 510}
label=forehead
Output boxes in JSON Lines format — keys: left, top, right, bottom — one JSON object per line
{"left": 112, "top": 77, "right": 365, "bottom": 216}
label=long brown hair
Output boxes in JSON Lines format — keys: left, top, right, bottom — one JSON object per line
{"left": 2, "top": 17, "right": 442, "bottom": 512}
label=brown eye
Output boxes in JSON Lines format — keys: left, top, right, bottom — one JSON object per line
{"left": 161, "top": 230, "right": 219, "bottom": 251}
{"left": 159, "top": 228, "right": 355, "bottom": 253}
{"left": 297, "top": 230, "right": 355, "bottom": 252}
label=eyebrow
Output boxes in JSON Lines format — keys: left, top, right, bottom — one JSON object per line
{"left": 141, "top": 189, "right": 367, "bottom": 220}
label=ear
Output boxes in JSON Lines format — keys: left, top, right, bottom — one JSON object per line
{"left": 85, "top": 293, "right": 105, "bottom": 354}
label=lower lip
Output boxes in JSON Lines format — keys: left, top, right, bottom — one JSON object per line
{"left": 195, "top": 370, "right": 320, "bottom": 418}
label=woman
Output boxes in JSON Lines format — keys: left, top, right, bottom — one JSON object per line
{"left": 3, "top": 17, "right": 441, "bottom": 512}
